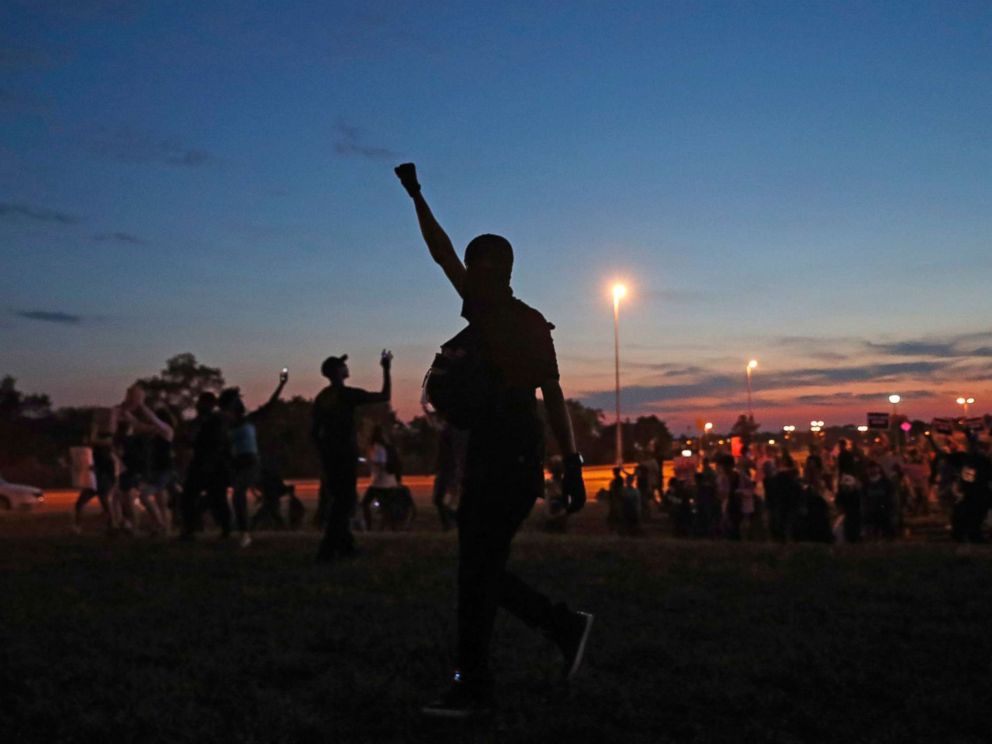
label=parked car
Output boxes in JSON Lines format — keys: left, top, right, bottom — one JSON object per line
{"left": 0, "top": 474, "right": 45, "bottom": 510}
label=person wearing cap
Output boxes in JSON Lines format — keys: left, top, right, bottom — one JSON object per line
{"left": 396, "top": 162, "right": 592, "bottom": 719}
{"left": 311, "top": 350, "right": 392, "bottom": 561}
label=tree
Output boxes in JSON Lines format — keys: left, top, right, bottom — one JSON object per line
{"left": 139, "top": 354, "right": 225, "bottom": 420}
{"left": 0, "top": 376, "right": 52, "bottom": 421}
{"left": 539, "top": 399, "right": 605, "bottom": 461}
{"left": 631, "top": 415, "right": 673, "bottom": 460}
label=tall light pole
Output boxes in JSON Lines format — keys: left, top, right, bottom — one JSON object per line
{"left": 956, "top": 396, "right": 975, "bottom": 417}
{"left": 889, "top": 394, "right": 902, "bottom": 451}
{"left": 612, "top": 283, "right": 626, "bottom": 466}
{"left": 745, "top": 359, "right": 758, "bottom": 421}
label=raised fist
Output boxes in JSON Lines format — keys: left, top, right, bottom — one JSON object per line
{"left": 394, "top": 163, "right": 420, "bottom": 195}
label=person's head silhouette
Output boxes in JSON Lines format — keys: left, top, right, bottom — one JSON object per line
{"left": 321, "top": 355, "right": 349, "bottom": 385}
{"left": 195, "top": 391, "right": 217, "bottom": 417}
{"left": 462, "top": 234, "right": 513, "bottom": 313}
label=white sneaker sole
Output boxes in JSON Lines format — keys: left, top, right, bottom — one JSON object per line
{"left": 566, "top": 612, "right": 594, "bottom": 681}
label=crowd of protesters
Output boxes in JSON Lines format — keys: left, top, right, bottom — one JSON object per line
{"left": 606, "top": 428, "right": 991, "bottom": 545}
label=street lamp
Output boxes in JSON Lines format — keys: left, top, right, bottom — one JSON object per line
{"left": 745, "top": 359, "right": 758, "bottom": 421}
{"left": 612, "top": 283, "right": 626, "bottom": 466}
{"left": 888, "top": 394, "right": 901, "bottom": 416}
{"left": 956, "top": 396, "right": 975, "bottom": 416}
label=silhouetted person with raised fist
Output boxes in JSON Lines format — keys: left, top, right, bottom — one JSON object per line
{"left": 396, "top": 162, "right": 592, "bottom": 719}
{"left": 312, "top": 350, "right": 392, "bottom": 562}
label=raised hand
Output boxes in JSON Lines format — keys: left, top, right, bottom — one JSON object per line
{"left": 279, "top": 368, "right": 289, "bottom": 385}
{"left": 394, "top": 163, "right": 420, "bottom": 196}
{"left": 381, "top": 349, "right": 394, "bottom": 369}
{"left": 562, "top": 453, "right": 587, "bottom": 514}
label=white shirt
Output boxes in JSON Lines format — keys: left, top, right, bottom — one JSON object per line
{"left": 369, "top": 443, "right": 398, "bottom": 489}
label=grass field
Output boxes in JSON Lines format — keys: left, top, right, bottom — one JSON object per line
{"left": 2, "top": 509, "right": 991, "bottom": 744}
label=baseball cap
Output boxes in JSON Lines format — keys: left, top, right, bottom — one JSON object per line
{"left": 320, "top": 354, "right": 348, "bottom": 378}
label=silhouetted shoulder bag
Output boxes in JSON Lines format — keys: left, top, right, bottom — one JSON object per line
{"left": 421, "top": 326, "right": 499, "bottom": 429}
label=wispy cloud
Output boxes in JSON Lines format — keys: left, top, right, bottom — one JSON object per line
{"left": 333, "top": 121, "right": 400, "bottom": 160}
{"left": 84, "top": 127, "right": 213, "bottom": 167}
{"left": 0, "top": 202, "right": 80, "bottom": 224}
{"left": 580, "top": 361, "right": 950, "bottom": 411}
{"left": 92, "top": 231, "right": 145, "bottom": 245}
{"left": 13, "top": 309, "right": 83, "bottom": 325}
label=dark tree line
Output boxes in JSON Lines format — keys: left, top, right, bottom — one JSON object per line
{"left": 1, "top": 354, "right": 676, "bottom": 487}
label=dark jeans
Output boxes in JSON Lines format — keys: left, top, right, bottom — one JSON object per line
{"left": 317, "top": 460, "right": 358, "bottom": 558}
{"left": 432, "top": 469, "right": 457, "bottom": 531}
{"left": 182, "top": 468, "right": 231, "bottom": 537}
{"left": 455, "top": 450, "right": 563, "bottom": 680}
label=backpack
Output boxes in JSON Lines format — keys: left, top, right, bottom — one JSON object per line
{"left": 422, "top": 326, "right": 500, "bottom": 429}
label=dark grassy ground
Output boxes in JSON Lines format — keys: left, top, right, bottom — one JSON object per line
{"left": 2, "top": 511, "right": 991, "bottom": 744}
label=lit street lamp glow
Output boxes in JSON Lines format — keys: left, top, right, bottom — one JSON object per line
{"left": 612, "top": 283, "right": 627, "bottom": 304}
{"left": 888, "top": 394, "right": 901, "bottom": 405}
{"left": 956, "top": 396, "right": 975, "bottom": 416}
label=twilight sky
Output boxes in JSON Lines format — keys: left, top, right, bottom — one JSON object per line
{"left": 2, "top": 0, "right": 990, "bottom": 433}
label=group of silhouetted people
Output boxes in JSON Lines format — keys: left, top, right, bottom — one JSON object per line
{"left": 75, "top": 371, "right": 301, "bottom": 546}
{"left": 647, "top": 430, "right": 991, "bottom": 545}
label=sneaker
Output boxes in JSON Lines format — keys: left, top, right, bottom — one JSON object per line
{"left": 239, "top": 533, "right": 252, "bottom": 548}
{"left": 556, "top": 611, "right": 594, "bottom": 681}
{"left": 421, "top": 676, "right": 493, "bottom": 719}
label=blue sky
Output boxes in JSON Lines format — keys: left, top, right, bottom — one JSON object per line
{"left": 2, "top": 0, "right": 990, "bottom": 431}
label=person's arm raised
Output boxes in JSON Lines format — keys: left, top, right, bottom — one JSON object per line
{"left": 395, "top": 163, "right": 466, "bottom": 296}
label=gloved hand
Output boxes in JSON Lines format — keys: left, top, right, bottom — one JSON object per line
{"left": 394, "top": 162, "right": 420, "bottom": 196}
{"left": 562, "top": 453, "right": 586, "bottom": 514}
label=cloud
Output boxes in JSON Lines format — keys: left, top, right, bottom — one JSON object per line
{"left": 865, "top": 333, "right": 992, "bottom": 359}
{"left": 13, "top": 309, "right": 82, "bottom": 325}
{"left": 333, "top": 121, "right": 400, "bottom": 160}
{"left": 0, "top": 202, "right": 79, "bottom": 224}
{"left": 580, "top": 360, "right": 950, "bottom": 411}
{"left": 92, "top": 231, "right": 145, "bottom": 245}
{"left": 84, "top": 127, "right": 213, "bottom": 167}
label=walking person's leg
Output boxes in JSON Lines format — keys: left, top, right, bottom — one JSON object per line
{"left": 206, "top": 479, "right": 232, "bottom": 538}
{"left": 433, "top": 470, "right": 453, "bottom": 531}
{"left": 181, "top": 470, "right": 203, "bottom": 538}
{"left": 137, "top": 481, "right": 167, "bottom": 534}
{"left": 425, "top": 464, "right": 592, "bottom": 717}
{"left": 231, "top": 464, "right": 258, "bottom": 546}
